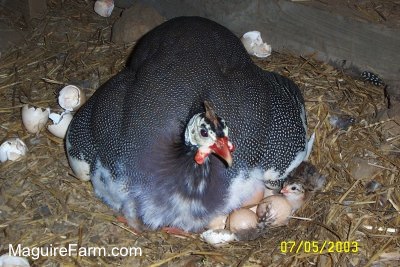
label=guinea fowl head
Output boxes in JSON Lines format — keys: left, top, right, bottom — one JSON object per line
{"left": 185, "top": 101, "right": 234, "bottom": 167}
{"left": 280, "top": 182, "right": 306, "bottom": 210}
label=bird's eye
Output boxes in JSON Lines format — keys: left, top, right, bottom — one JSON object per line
{"left": 200, "top": 128, "right": 208, "bottom": 137}
{"left": 291, "top": 186, "right": 297, "bottom": 190}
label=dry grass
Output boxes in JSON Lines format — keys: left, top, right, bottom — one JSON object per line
{"left": 0, "top": 1, "right": 399, "bottom": 266}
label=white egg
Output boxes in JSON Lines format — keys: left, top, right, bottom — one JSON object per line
{"left": 94, "top": 0, "right": 114, "bottom": 17}
{"left": 58, "top": 85, "right": 86, "bottom": 112}
{"left": 47, "top": 112, "right": 73, "bottom": 139}
{"left": 228, "top": 208, "right": 258, "bottom": 233}
{"left": 0, "top": 138, "right": 28, "bottom": 163}
{"left": 21, "top": 105, "right": 50, "bottom": 134}
{"left": 0, "top": 254, "right": 30, "bottom": 267}
{"left": 200, "top": 229, "right": 237, "bottom": 247}
{"left": 241, "top": 31, "right": 272, "bottom": 58}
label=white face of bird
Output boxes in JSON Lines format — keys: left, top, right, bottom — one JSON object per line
{"left": 185, "top": 112, "right": 234, "bottom": 167}
{"left": 280, "top": 182, "right": 305, "bottom": 202}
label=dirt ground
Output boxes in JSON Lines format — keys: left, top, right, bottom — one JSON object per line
{"left": 0, "top": 1, "right": 399, "bottom": 266}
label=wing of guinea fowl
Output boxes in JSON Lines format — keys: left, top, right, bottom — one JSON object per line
{"left": 76, "top": 16, "right": 306, "bottom": 180}
{"left": 66, "top": 69, "right": 137, "bottom": 170}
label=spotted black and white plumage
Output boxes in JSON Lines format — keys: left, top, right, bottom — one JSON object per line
{"left": 361, "top": 71, "right": 385, "bottom": 86}
{"left": 66, "top": 17, "right": 312, "bottom": 232}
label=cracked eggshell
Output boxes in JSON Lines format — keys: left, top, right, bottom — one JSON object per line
{"left": 94, "top": 0, "right": 114, "bottom": 17}
{"left": 21, "top": 105, "right": 50, "bottom": 134}
{"left": 47, "top": 112, "right": 73, "bottom": 139}
{"left": 58, "top": 85, "right": 86, "bottom": 112}
{"left": 201, "top": 229, "right": 237, "bottom": 247}
{"left": 241, "top": 31, "right": 272, "bottom": 58}
{"left": 0, "top": 138, "right": 28, "bottom": 163}
{"left": 0, "top": 254, "right": 30, "bottom": 267}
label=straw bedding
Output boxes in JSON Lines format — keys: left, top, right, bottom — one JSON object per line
{"left": 0, "top": 1, "right": 398, "bottom": 266}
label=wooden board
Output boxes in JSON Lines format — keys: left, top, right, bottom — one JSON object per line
{"left": 1, "top": 0, "right": 47, "bottom": 20}
{"left": 139, "top": 0, "right": 400, "bottom": 97}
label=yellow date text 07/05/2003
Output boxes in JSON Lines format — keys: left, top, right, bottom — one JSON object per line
{"left": 280, "top": 241, "right": 359, "bottom": 254}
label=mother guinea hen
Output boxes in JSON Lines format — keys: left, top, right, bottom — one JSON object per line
{"left": 66, "top": 16, "right": 313, "bottom": 232}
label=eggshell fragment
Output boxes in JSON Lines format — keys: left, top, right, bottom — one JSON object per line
{"left": 0, "top": 254, "right": 30, "bottom": 267}
{"left": 241, "top": 31, "right": 272, "bottom": 58}
{"left": 229, "top": 208, "right": 258, "bottom": 233}
{"left": 21, "top": 105, "right": 50, "bottom": 134}
{"left": 58, "top": 85, "right": 86, "bottom": 112}
{"left": 47, "top": 112, "right": 73, "bottom": 139}
{"left": 201, "top": 229, "right": 237, "bottom": 247}
{"left": 0, "top": 138, "right": 28, "bottom": 163}
{"left": 94, "top": 0, "right": 114, "bottom": 17}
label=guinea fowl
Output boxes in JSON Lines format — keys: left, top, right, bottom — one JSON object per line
{"left": 66, "top": 16, "right": 313, "bottom": 232}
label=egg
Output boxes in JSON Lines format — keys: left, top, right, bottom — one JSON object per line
{"left": 241, "top": 187, "right": 265, "bottom": 212}
{"left": 47, "top": 112, "right": 73, "bottom": 139}
{"left": 241, "top": 31, "right": 272, "bottom": 58}
{"left": 208, "top": 214, "right": 228, "bottom": 230}
{"left": 58, "top": 85, "right": 86, "bottom": 112}
{"left": 0, "top": 138, "right": 28, "bottom": 163}
{"left": 256, "top": 196, "right": 293, "bottom": 226}
{"left": 228, "top": 208, "right": 258, "bottom": 233}
{"left": 21, "top": 105, "right": 50, "bottom": 134}
{"left": 94, "top": 0, "right": 114, "bottom": 17}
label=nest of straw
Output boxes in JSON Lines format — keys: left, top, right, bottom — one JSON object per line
{"left": 0, "top": 1, "right": 399, "bottom": 266}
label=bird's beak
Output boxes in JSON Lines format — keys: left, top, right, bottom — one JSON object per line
{"left": 280, "top": 187, "right": 289, "bottom": 194}
{"left": 210, "top": 137, "right": 234, "bottom": 167}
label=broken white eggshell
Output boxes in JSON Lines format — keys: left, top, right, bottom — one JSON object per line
{"left": 241, "top": 31, "right": 272, "bottom": 58}
{"left": 94, "top": 0, "right": 114, "bottom": 17}
{"left": 58, "top": 85, "right": 86, "bottom": 112}
{"left": 0, "top": 254, "right": 30, "bottom": 267}
{"left": 21, "top": 105, "right": 50, "bottom": 134}
{"left": 201, "top": 229, "right": 237, "bottom": 247}
{"left": 0, "top": 138, "right": 28, "bottom": 163}
{"left": 47, "top": 112, "right": 73, "bottom": 139}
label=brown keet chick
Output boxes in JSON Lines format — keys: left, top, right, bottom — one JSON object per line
{"left": 257, "top": 162, "right": 326, "bottom": 227}
{"left": 235, "top": 162, "right": 325, "bottom": 241}
{"left": 285, "top": 161, "right": 326, "bottom": 193}
{"left": 256, "top": 181, "right": 306, "bottom": 227}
